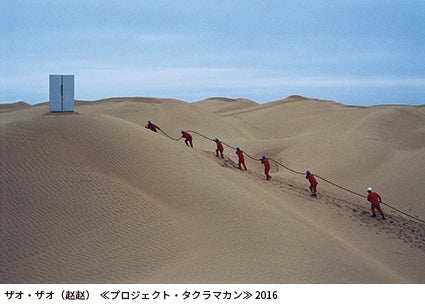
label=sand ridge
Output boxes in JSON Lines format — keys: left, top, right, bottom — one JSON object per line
{"left": 1, "top": 96, "right": 424, "bottom": 283}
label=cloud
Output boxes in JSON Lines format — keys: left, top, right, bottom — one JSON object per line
{"left": 258, "top": 76, "right": 425, "bottom": 88}
{"left": 82, "top": 66, "right": 425, "bottom": 88}
{"left": 67, "top": 66, "right": 425, "bottom": 102}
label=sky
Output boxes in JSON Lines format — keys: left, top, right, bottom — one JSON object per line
{"left": 1, "top": 0, "right": 425, "bottom": 105}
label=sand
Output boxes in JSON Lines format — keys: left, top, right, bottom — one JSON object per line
{"left": 1, "top": 96, "right": 424, "bottom": 283}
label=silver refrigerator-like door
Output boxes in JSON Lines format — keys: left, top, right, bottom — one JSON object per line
{"left": 49, "top": 75, "right": 62, "bottom": 112}
{"left": 62, "top": 75, "right": 74, "bottom": 112}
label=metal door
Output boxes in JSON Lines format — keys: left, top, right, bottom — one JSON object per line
{"left": 62, "top": 75, "right": 74, "bottom": 112}
{"left": 49, "top": 75, "right": 62, "bottom": 112}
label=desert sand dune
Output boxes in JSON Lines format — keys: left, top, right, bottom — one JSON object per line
{"left": 1, "top": 96, "right": 424, "bottom": 283}
{"left": 0, "top": 101, "right": 32, "bottom": 113}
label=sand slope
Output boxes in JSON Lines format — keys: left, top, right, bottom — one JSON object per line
{"left": 1, "top": 96, "right": 424, "bottom": 283}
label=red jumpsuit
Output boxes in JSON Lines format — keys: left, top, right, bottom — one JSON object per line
{"left": 261, "top": 157, "right": 272, "bottom": 180}
{"left": 306, "top": 173, "right": 318, "bottom": 195}
{"left": 145, "top": 122, "right": 160, "bottom": 132}
{"left": 215, "top": 140, "right": 224, "bottom": 158}
{"left": 182, "top": 131, "right": 193, "bottom": 147}
{"left": 236, "top": 150, "right": 247, "bottom": 170}
{"left": 367, "top": 191, "right": 385, "bottom": 219}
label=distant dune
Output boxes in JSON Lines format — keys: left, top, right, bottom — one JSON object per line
{"left": 1, "top": 96, "right": 424, "bottom": 283}
{"left": 0, "top": 101, "right": 32, "bottom": 113}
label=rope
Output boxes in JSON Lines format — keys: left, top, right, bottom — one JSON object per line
{"left": 188, "top": 130, "right": 261, "bottom": 161}
{"left": 159, "top": 129, "right": 182, "bottom": 141}
{"left": 313, "top": 174, "right": 425, "bottom": 224}
{"left": 271, "top": 159, "right": 425, "bottom": 225}
{"left": 269, "top": 158, "right": 305, "bottom": 176}
{"left": 158, "top": 127, "right": 425, "bottom": 224}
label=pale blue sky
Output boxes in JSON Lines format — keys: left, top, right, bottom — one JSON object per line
{"left": 1, "top": 0, "right": 424, "bottom": 105}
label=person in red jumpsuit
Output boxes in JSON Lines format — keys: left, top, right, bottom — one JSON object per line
{"left": 306, "top": 170, "right": 318, "bottom": 197}
{"left": 367, "top": 187, "right": 386, "bottom": 220}
{"left": 261, "top": 155, "right": 272, "bottom": 180}
{"left": 235, "top": 147, "right": 247, "bottom": 171}
{"left": 145, "top": 120, "right": 160, "bottom": 132}
{"left": 214, "top": 138, "right": 224, "bottom": 158}
{"left": 181, "top": 130, "right": 193, "bottom": 147}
